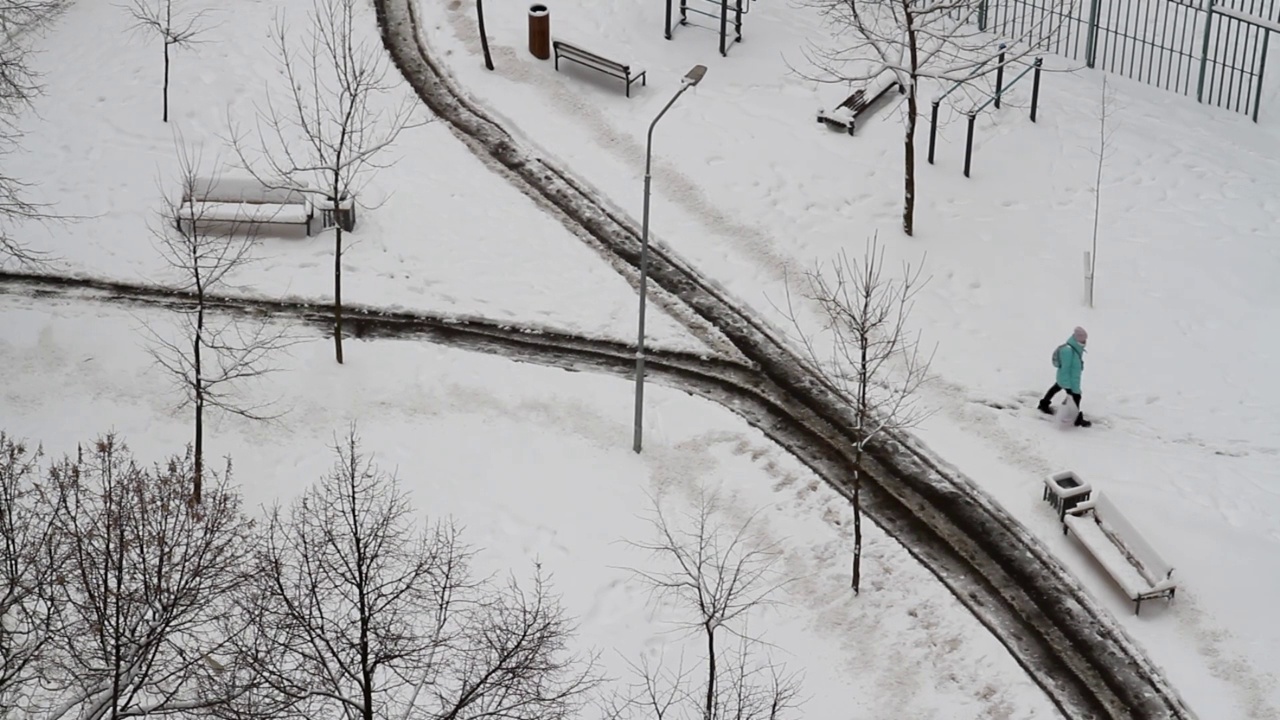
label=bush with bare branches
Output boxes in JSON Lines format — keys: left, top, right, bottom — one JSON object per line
{"left": 228, "top": 427, "right": 597, "bottom": 720}
{"left": 37, "top": 435, "right": 253, "bottom": 720}
{"left": 0, "top": 433, "right": 66, "bottom": 720}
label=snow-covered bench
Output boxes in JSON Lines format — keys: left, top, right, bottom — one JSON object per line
{"left": 175, "top": 177, "right": 316, "bottom": 236}
{"left": 816, "top": 75, "right": 904, "bottom": 136}
{"left": 1064, "top": 492, "right": 1177, "bottom": 615}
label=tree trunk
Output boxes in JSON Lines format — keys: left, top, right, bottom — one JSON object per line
{"left": 360, "top": 631, "right": 373, "bottom": 720}
{"left": 477, "top": 0, "right": 494, "bottom": 71}
{"left": 704, "top": 625, "right": 716, "bottom": 720}
{"left": 334, "top": 225, "right": 344, "bottom": 364}
{"left": 903, "top": 84, "right": 917, "bottom": 237}
{"left": 851, "top": 463, "right": 862, "bottom": 593}
{"left": 162, "top": 42, "right": 170, "bottom": 123}
{"left": 109, "top": 468, "right": 124, "bottom": 720}
{"left": 193, "top": 302, "right": 204, "bottom": 505}
{"left": 903, "top": 5, "right": 922, "bottom": 238}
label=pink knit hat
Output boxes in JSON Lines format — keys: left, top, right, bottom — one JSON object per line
{"left": 1073, "top": 326, "right": 1088, "bottom": 343}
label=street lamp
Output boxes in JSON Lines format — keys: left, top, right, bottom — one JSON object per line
{"left": 634, "top": 64, "right": 708, "bottom": 454}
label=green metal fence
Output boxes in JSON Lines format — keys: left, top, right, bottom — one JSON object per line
{"left": 981, "top": 0, "right": 1276, "bottom": 120}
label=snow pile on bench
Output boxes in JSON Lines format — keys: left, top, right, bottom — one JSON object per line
{"left": 175, "top": 177, "right": 315, "bottom": 235}
{"left": 1064, "top": 492, "right": 1177, "bottom": 614}
{"left": 175, "top": 201, "right": 313, "bottom": 225}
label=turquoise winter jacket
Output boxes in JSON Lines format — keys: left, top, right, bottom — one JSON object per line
{"left": 1055, "top": 337, "right": 1085, "bottom": 393}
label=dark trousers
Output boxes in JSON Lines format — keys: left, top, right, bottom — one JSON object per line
{"left": 1042, "top": 384, "right": 1084, "bottom": 418}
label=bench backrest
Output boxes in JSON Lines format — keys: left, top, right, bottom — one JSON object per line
{"left": 553, "top": 41, "right": 627, "bottom": 72}
{"left": 185, "top": 176, "right": 309, "bottom": 206}
{"left": 1094, "top": 493, "right": 1174, "bottom": 584}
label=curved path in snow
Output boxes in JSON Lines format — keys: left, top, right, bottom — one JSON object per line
{"left": 370, "top": 2, "right": 1197, "bottom": 719}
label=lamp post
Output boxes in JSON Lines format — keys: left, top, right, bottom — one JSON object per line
{"left": 634, "top": 64, "right": 707, "bottom": 454}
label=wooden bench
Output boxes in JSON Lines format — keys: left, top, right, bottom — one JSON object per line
{"left": 1064, "top": 492, "right": 1177, "bottom": 615}
{"left": 552, "top": 40, "right": 646, "bottom": 97}
{"left": 817, "top": 79, "right": 904, "bottom": 135}
{"left": 175, "top": 177, "right": 316, "bottom": 236}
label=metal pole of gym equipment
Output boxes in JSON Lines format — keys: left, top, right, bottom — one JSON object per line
{"left": 634, "top": 65, "right": 708, "bottom": 454}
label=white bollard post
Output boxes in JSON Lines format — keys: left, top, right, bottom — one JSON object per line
{"left": 1083, "top": 251, "right": 1094, "bottom": 307}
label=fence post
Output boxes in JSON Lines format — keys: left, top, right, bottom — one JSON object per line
{"left": 1253, "top": 31, "right": 1269, "bottom": 122}
{"left": 964, "top": 111, "right": 976, "bottom": 178}
{"left": 995, "top": 47, "right": 1007, "bottom": 109}
{"left": 1085, "top": 0, "right": 1102, "bottom": 68}
{"left": 928, "top": 99, "right": 940, "bottom": 164}
{"left": 1197, "top": 0, "right": 1216, "bottom": 103}
{"left": 1031, "top": 58, "right": 1043, "bottom": 122}
{"left": 978, "top": 0, "right": 988, "bottom": 31}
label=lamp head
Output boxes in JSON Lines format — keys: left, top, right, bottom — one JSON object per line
{"left": 682, "top": 65, "right": 708, "bottom": 87}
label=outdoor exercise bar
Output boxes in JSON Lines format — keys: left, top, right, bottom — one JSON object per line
{"left": 928, "top": 44, "right": 1005, "bottom": 165}
{"left": 964, "top": 57, "right": 1044, "bottom": 178}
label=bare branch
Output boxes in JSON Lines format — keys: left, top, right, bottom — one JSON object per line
{"left": 121, "top": 0, "right": 210, "bottom": 46}
{"left": 0, "top": 0, "right": 74, "bottom": 267}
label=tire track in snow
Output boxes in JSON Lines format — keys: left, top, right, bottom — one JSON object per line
{"left": 378, "top": 2, "right": 1195, "bottom": 717}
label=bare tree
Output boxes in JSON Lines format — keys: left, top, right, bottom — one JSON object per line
{"left": 782, "top": 236, "right": 933, "bottom": 593}
{"left": 231, "top": 0, "right": 424, "bottom": 364}
{"left": 615, "top": 491, "right": 802, "bottom": 720}
{"left": 1086, "top": 74, "right": 1116, "bottom": 308}
{"left": 39, "top": 435, "right": 254, "bottom": 720}
{"left": 0, "top": 433, "right": 67, "bottom": 719}
{"left": 229, "top": 427, "right": 597, "bottom": 720}
{"left": 0, "top": 0, "right": 72, "bottom": 267}
{"left": 476, "top": 0, "right": 494, "bottom": 71}
{"left": 122, "top": 0, "right": 210, "bottom": 123}
{"left": 146, "top": 143, "right": 290, "bottom": 505}
{"left": 804, "top": 0, "right": 1068, "bottom": 236}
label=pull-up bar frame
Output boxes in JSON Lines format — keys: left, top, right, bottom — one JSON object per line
{"left": 665, "top": 0, "right": 744, "bottom": 57}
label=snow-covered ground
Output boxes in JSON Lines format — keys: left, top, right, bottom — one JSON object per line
{"left": 408, "top": 1, "right": 1280, "bottom": 717}
{"left": 0, "top": 295, "right": 1062, "bottom": 719}
{"left": 6, "top": 0, "right": 1280, "bottom": 716}
{"left": 4, "top": 0, "right": 701, "bottom": 351}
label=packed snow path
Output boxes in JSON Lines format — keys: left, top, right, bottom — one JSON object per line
{"left": 371, "top": 1, "right": 1196, "bottom": 718}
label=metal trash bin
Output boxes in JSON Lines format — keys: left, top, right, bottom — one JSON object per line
{"left": 528, "top": 4, "right": 550, "bottom": 60}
